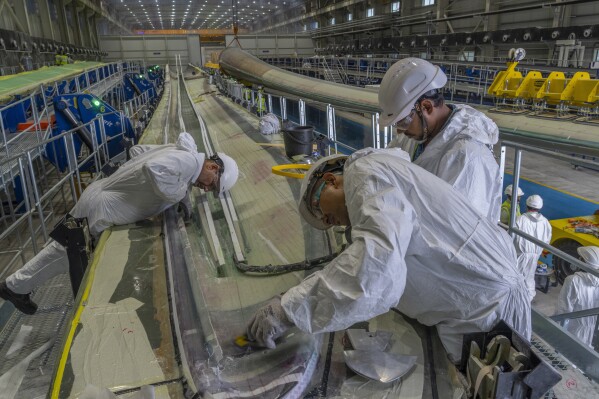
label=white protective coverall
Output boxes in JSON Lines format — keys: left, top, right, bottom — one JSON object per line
{"left": 513, "top": 212, "right": 552, "bottom": 299}
{"left": 558, "top": 271, "right": 599, "bottom": 346}
{"left": 387, "top": 104, "right": 501, "bottom": 222}
{"left": 6, "top": 143, "right": 204, "bottom": 294}
{"left": 282, "top": 148, "right": 531, "bottom": 361}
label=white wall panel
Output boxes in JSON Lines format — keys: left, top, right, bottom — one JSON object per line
{"left": 99, "top": 35, "right": 199, "bottom": 66}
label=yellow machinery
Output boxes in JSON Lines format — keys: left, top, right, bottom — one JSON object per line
{"left": 487, "top": 61, "right": 523, "bottom": 98}
{"left": 550, "top": 214, "right": 599, "bottom": 283}
{"left": 488, "top": 61, "right": 599, "bottom": 117}
{"left": 204, "top": 61, "right": 220, "bottom": 70}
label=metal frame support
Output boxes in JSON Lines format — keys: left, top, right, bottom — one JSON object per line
{"left": 326, "top": 104, "right": 336, "bottom": 156}
{"left": 532, "top": 309, "right": 599, "bottom": 383}
{"left": 372, "top": 113, "right": 381, "bottom": 149}
{"left": 257, "top": 90, "right": 264, "bottom": 117}
{"left": 39, "top": 0, "right": 56, "bottom": 40}
{"left": 508, "top": 148, "right": 522, "bottom": 234}
{"left": 280, "top": 97, "right": 287, "bottom": 121}
{"left": 383, "top": 126, "right": 389, "bottom": 148}
{"left": 267, "top": 94, "right": 273, "bottom": 113}
{"left": 57, "top": 0, "right": 74, "bottom": 44}
{"left": 299, "top": 99, "right": 306, "bottom": 125}
{"left": 497, "top": 144, "right": 507, "bottom": 222}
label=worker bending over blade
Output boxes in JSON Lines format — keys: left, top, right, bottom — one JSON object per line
{"left": 0, "top": 132, "right": 239, "bottom": 315}
{"left": 246, "top": 149, "right": 531, "bottom": 362}
{"left": 379, "top": 58, "right": 501, "bottom": 222}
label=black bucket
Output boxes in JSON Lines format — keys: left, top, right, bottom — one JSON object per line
{"left": 283, "top": 125, "right": 314, "bottom": 158}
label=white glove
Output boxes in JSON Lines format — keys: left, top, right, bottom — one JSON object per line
{"left": 246, "top": 296, "right": 294, "bottom": 349}
{"left": 178, "top": 190, "right": 192, "bottom": 223}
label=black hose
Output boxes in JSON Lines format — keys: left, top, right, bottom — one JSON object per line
{"left": 234, "top": 253, "right": 338, "bottom": 274}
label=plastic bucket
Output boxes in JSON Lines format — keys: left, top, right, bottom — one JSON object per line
{"left": 283, "top": 125, "right": 314, "bottom": 158}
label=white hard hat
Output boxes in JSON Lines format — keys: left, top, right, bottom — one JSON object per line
{"left": 298, "top": 154, "right": 347, "bottom": 230}
{"left": 176, "top": 132, "right": 198, "bottom": 152}
{"left": 215, "top": 152, "right": 239, "bottom": 194}
{"left": 577, "top": 246, "right": 599, "bottom": 270}
{"left": 378, "top": 58, "right": 447, "bottom": 126}
{"left": 504, "top": 184, "right": 524, "bottom": 197}
{"left": 526, "top": 194, "right": 543, "bottom": 209}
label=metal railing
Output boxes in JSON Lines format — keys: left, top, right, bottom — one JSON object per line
{"left": 500, "top": 139, "right": 599, "bottom": 382}
{"left": 0, "top": 113, "right": 128, "bottom": 280}
{"left": 0, "top": 59, "right": 155, "bottom": 288}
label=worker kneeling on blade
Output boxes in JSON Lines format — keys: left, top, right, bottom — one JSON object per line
{"left": 0, "top": 132, "right": 239, "bottom": 315}
{"left": 246, "top": 148, "right": 531, "bottom": 362}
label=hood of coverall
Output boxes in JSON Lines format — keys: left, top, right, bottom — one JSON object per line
{"left": 430, "top": 104, "right": 499, "bottom": 147}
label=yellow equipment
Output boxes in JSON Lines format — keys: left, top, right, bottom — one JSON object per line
{"left": 487, "top": 61, "right": 522, "bottom": 98}
{"left": 535, "top": 71, "right": 567, "bottom": 104}
{"left": 488, "top": 61, "right": 599, "bottom": 115}
{"left": 550, "top": 214, "right": 599, "bottom": 283}
{"left": 271, "top": 163, "right": 311, "bottom": 179}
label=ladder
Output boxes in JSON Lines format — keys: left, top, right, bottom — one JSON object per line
{"left": 321, "top": 57, "right": 344, "bottom": 84}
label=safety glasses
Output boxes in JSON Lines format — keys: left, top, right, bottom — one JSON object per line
{"left": 394, "top": 108, "right": 416, "bottom": 131}
{"left": 309, "top": 180, "right": 327, "bottom": 219}
{"left": 208, "top": 154, "right": 225, "bottom": 193}
{"left": 304, "top": 157, "right": 346, "bottom": 220}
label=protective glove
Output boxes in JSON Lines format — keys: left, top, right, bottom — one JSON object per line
{"left": 178, "top": 190, "right": 192, "bottom": 223}
{"left": 246, "top": 296, "right": 294, "bottom": 349}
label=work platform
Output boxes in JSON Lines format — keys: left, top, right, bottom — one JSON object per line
{"left": 0, "top": 62, "right": 105, "bottom": 100}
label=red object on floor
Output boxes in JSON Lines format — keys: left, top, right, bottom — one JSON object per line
{"left": 17, "top": 115, "right": 56, "bottom": 131}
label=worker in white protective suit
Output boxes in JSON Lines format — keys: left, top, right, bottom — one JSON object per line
{"left": 557, "top": 246, "right": 599, "bottom": 347}
{"left": 0, "top": 132, "right": 239, "bottom": 315}
{"left": 246, "top": 149, "right": 531, "bottom": 362}
{"left": 513, "top": 195, "right": 552, "bottom": 299}
{"left": 379, "top": 58, "right": 501, "bottom": 222}
{"left": 500, "top": 184, "right": 524, "bottom": 225}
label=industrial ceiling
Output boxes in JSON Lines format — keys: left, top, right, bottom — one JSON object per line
{"left": 103, "top": 0, "right": 296, "bottom": 31}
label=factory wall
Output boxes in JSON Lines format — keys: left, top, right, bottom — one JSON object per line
{"left": 99, "top": 35, "right": 202, "bottom": 67}
{"left": 224, "top": 34, "right": 315, "bottom": 57}
{"left": 262, "top": 0, "right": 599, "bottom": 68}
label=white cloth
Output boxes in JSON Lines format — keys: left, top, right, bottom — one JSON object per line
{"left": 282, "top": 148, "right": 530, "bottom": 361}
{"left": 387, "top": 104, "right": 501, "bottom": 222}
{"left": 7, "top": 146, "right": 204, "bottom": 294}
{"left": 513, "top": 212, "right": 552, "bottom": 298}
{"left": 557, "top": 272, "right": 599, "bottom": 346}
{"left": 259, "top": 113, "right": 280, "bottom": 135}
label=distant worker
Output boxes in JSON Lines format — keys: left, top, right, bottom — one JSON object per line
{"left": 513, "top": 195, "right": 552, "bottom": 299}
{"left": 557, "top": 246, "right": 599, "bottom": 347}
{"left": 0, "top": 133, "right": 239, "bottom": 315}
{"left": 500, "top": 184, "right": 524, "bottom": 225}
{"left": 246, "top": 149, "right": 530, "bottom": 361}
{"left": 379, "top": 58, "right": 501, "bottom": 221}
{"left": 55, "top": 52, "right": 66, "bottom": 66}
